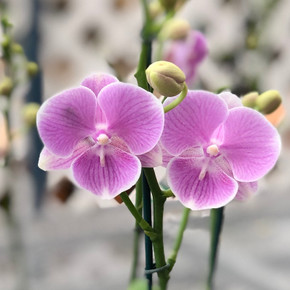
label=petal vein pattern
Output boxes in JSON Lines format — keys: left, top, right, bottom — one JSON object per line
{"left": 37, "top": 74, "right": 164, "bottom": 198}
{"left": 162, "top": 90, "right": 228, "bottom": 155}
{"left": 98, "top": 83, "right": 164, "bottom": 155}
{"left": 220, "top": 107, "right": 281, "bottom": 181}
{"left": 37, "top": 86, "right": 97, "bottom": 157}
{"left": 162, "top": 90, "right": 280, "bottom": 210}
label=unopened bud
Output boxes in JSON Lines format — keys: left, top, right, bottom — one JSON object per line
{"left": 241, "top": 91, "right": 259, "bottom": 108}
{"left": 1, "top": 35, "right": 11, "bottom": 49}
{"left": 159, "top": 0, "right": 177, "bottom": 11}
{"left": 26, "top": 62, "right": 39, "bottom": 77}
{"left": 149, "top": 1, "right": 163, "bottom": 19}
{"left": 256, "top": 90, "right": 282, "bottom": 115}
{"left": 22, "top": 102, "right": 40, "bottom": 127}
{"left": 159, "top": 19, "right": 190, "bottom": 40}
{"left": 1, "top": 16, "right": 13, "bottom": 29}
{"left": 11, "top": 43, "right": 23, "bottom": 54}
{"left": 146, "top": 61, "right": 185, "bottom": 97}
{"left": 0, "top": 77, "right": 13, "bottom": 96}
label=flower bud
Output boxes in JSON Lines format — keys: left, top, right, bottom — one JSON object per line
{"left": 159, "top": 0, "right": 177, "bottom": 11}
{"left": 0, "top": 77, "right": 13, "bottom": 96}
{"left": 146, "top": 61, "right": 185, "bottom": 97}
{"left": 11, "top": 43, "right": 24, "bottom": 54}
{"left": 256, "top": 90, "right": 282, "bottom": 115}
{"left": 159, "top": 19, "right": 190, "bottom": 40}
{"left": 26, "top": 62, "right": 39, "bottom": 77}
{"left": 22, "top": 102, "right": 40, "bottom": 127}
{"left": 241, "top": 91, "right": 259, "bottom": 108}
{"left": 1, "top": 35, "right": 11, "bottom": 50}
{"left": 149, "top": 1, "right": 163, "bottom": 19}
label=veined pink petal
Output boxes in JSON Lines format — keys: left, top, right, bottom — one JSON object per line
{"left": 167, "top": 157, "right": 238, "bottom": 210}
{"left": 81, "top": 73, "right": 119, "bottom": 124}
{"left": 161, "top": 145, "right": 175, "bottom": 167}
{"left": 162, "top": 146, "right": 203, "bottom": 167}
{"left": 37, "top": 87, "right": 97, "bottom": 157}
{"left": 162, "top": 91, "right": 228, "bottom": 155}
{"left": 72, "top": 145, "right": 141, "bottom": 198}
{"left": 137, "top": 143, "right": 163, "bottom": 168}
{"left": 218, "top": 91, "right": 242, "bottom": 109}
{"left": 98, "top": 83, "right": 164, "bottom": 155}
{"left": 235, "top": 181, "right": 258, "bottom": 201}
{"left": 81, "top": 73, "right": 118, "bottom": 97}
{"left": 221, "top": 107, "right": 281, "bottom": 181}
{"left": 38, "top": 139, "right": 92, "bottom": 170}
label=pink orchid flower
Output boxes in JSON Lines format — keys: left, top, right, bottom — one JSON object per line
{"left": 165, "top": 31, "right": 208, "bottom": 84}
{"left": 37, "top": 74, "right": 164, "bottom": 198}
{"left": 161, "top": 90, "right": 280, "bottom": 210}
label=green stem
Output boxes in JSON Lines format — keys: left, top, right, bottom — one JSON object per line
{"left": 164, "top": 84, "right": 188, "bottom": 113}
{"left": 130, "top": 178, "right": 143, "bottom": 282}
{"left": 120, "top": 192, "right": 156, "bottom": 240}
{"left": 206, "top": 207, "right": 225, "bottom": 290}
{"left": 143, "top": 168, "right": 170, "bottom": 290}
{"left": 167, "top": 207, "right": 191, "bottom": 271}
{"left": 142, "top": 171, "right": 153, "bottom": 290}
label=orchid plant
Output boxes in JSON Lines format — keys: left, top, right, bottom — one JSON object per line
{"left": 33, "top": 1, "right": 282, "bottom": 290}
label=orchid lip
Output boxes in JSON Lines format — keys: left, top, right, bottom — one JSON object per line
{"left": 198, "top": 144, "right": 220, "bottom": 180}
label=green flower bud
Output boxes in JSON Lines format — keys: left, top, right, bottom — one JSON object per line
{"left": 149, "top": 1, "right": 163, "bottom": 19}
{"left": 159, "top": 0, "right": 177, "bottom": 11}
{"left": 0, "top": 77, "right": 13, "bottom": 96}
{"left": 22, "top": 102, "right": 40, "bottom": 127}
{"left": 256, "top": 90, "right": 282, "bottom": 115}
{"left": 146, "top": 61, "right": 186, "bottom": 97}
{"left": 11, "top": 43, "right": 24, "bottom": 54}
{"left": 241, "top": 91, "right": 259, "bottom": 108}
{"left": 159, "top": 19, "right": 190, "bottom": 40}
{"left": 1, "top": 16, "right": 13, "bottom": 29}
{"left": 26, "top": 62, "right": 39, "bottom": 77}
{"left": 1, "top": 35, "right": 11, "bottom": 50}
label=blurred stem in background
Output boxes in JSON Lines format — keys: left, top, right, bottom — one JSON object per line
{"left": 22, "top": 0, "right": 46, "bottom": 210}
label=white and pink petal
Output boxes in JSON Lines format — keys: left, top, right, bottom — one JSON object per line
{"left": 81, "top": 74, "right": 119, "bottom": 124}
{"left": 220, "top": 107, "right": 281, "bottom": 182}
{"left": 235, "top": 181, "right": 258, "bottom": 201}
{"left": 167, "top": 157, "right": 238, "bottom": 210}
{"left": 137, "top": 143, "right": 163, "bottom": 168}
{"left": 98, "top": 83, "right": 164, "bottom": 155}
{"left": 38, "top": 140, "right": 92, "bottom": 171}
{"left": 72, "top": 145, "right": 141, "bottom": 199}
{"left": 37, "top": 87, "right": 97, "bottom": 157}
{"left": 162, "top": 90, "right": 228, "bottom": 155}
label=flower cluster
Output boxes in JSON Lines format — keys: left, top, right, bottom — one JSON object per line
{"left": 37, "top": 74, "right": 164, "bottom": 198}
{"left": 37, "top": 74, "right": 280, "bottom": 210}
{"left": 162, "top": 91, "right": 280, "bottom": 209}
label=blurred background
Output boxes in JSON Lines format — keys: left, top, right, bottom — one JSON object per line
{"left": 0, "top": 0, "right": 290, "bottom": 289}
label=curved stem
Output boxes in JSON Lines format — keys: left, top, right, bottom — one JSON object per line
{"left": 143, "top": 168, "right": 170, "bottom": 290}
{"left": 167, "top": 207, "right": 191, "bottom": 271}
{"left": 120, "top": 192, "right": 156, "bottom": 240}
{"left": 142, "top": 171, "right": 153, "bottom": 290}
{"left": 206, "top": 207, "right": 225, "bottom": 290}
{"left": 164, "top": 84, "right": 188, "bottom": 113}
